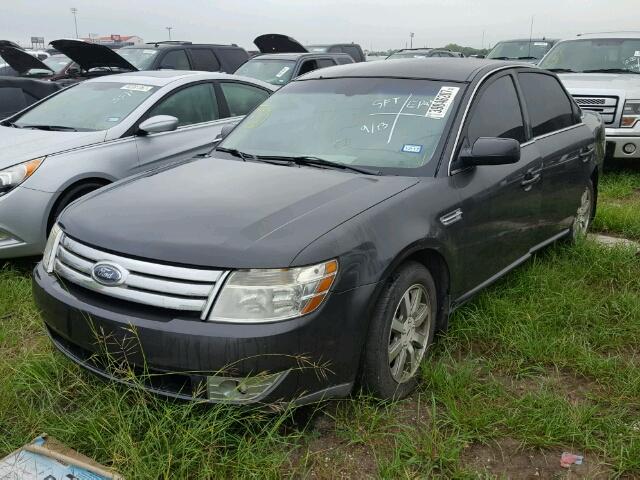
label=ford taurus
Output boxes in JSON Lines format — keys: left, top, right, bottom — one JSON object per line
{"left": 33, "top": 59, "right": 605, "bottom": 405}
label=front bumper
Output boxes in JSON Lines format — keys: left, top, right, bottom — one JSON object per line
{"left": 605, "top": 130, "right": 640, "bottom": 159}
{"left": 33, "top": 263, "right": 377, "bottom": 405}
{"left": 0, "top": 186, "right": 53, "bottom": 259}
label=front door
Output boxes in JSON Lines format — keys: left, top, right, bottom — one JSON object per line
{"left": 134, "top": 82, "right": 229, "bottom": 173}
{"left": 451, "top": 72, "right": 544, "bottom": 295}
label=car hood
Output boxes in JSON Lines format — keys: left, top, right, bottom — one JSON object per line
{"left": 61, "top": 157, "right": 419, "bottom": 268}
{"left": 0, "top": 126, "right": 105, "bottom": 169}
{"left": 559, "top": 73, "right": 640, "bottom": 98}
{"left": 0, "top": 46, "right": 53, "bottom": 75}
{"left": 50, "top": 39, "right": 137, "bottom": 72}
{"left": 254, "top": 34, "right": 308, "bottom": 54}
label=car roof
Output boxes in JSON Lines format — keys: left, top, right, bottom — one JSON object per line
{"left": 307, "top": 43, "right": 360, "bottom": 48}
{"left": 82, "top": 70, "right": 277, "bottom": 89}
{"left": 298, "top": 58, "right": 526, "bottom": 83}
{"left": 394, "top": 48, "right": 433, "bottom": 53}
{"left": 494, "top": 38, "right": 557, "bottom": 43}
{"left": 573, "top": 31, "right": 640, "bottom": 39}
{"left": 252, "top": 52, "right": 351, "bottom": 61}
{"left": 123, "top": 43, "right": 241, "bottom": 50}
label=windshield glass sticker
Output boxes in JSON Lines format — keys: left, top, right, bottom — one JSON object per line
{"left": 426, "top": 86, "right": 459, "bottom": 119}
{"left": 120, "top": 84, "right": 153, "bottom": 92}
{"left": 534, "top": 42, "right": 548, "bottom": 46}
{"left": 143, "top": 49, "right": 156, "bottom": 54}
{"left": 402, "top": 144, "right": 423, "bottom": 153}
{"left": 107, "top": 117, "right": 120, "bottom": 122}
{"left": 635, "top": 51, "right": 640, "bottom": 57}
{"left": 275, "top": 67, "right": 290, "bottom": 78}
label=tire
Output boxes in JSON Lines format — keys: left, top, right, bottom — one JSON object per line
{"left": 569, "top": 180, "right": 595, "bottom": 242}
{"left": 361, "top": 261, "right": 438, "bottom": 400}
{"left": 47, "top": 182, "right": 106, "bottom": 234}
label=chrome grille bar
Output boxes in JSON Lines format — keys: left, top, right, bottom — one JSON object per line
{"left": 573, "top": 95, "right": 619, "bottom": 125}
{"left": 53, "top": 235, "right": 227, "bottom": 313}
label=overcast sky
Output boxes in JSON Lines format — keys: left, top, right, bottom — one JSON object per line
{"left": 2, "top": 0, "right": 637, "bottom": 51}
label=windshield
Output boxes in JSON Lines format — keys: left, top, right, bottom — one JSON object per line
{"left": 487, "top": 40, "right": 553, "bottom": 60}
{"left": 117, "top": 48, "right": 159, "bottom": 70}
{"left": 539, "top": 38, "right": 640, "bottom": 73}
{"left": 387, "top": 51, "right": 432, "bottom": 59}
{"left": 14, "top": 81, "right": 158, "bottom": 131}
{"left": 307, "top": 46, "right": 329, "bottom": 52}
{"left": 235, "top": 59, "right": 296, "bottom": 86}
{"left": 221, "top": 77, "right": 463, "bottom": 174}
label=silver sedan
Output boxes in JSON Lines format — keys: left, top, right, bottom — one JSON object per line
{"left": 0, "top": 70, "right": 276, "bottom": 258}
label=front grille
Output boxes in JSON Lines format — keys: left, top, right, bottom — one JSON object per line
{"left": 573, "top": 95, "right": 619, "bottom": 125}
{"left": 54, "top": 235, "right": 228, "bottom": 316}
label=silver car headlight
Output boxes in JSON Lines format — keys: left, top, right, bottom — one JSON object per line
{"left": 42, "top": 223, "right": 63, "bottom": 273}
{"left": 208, "top": 259, "right": 338, "bottom": 323}
{"left": 0, "top": 157, "right": 45, "bottom": 197}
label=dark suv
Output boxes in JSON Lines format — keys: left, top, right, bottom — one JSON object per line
{"left": 118, "top": 41, "right": 249, "bottom": 73}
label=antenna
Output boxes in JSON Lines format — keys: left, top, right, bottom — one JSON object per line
{"left": 528, "top": 15, "right": 534, "bottom": 57}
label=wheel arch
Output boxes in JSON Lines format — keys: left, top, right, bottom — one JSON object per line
{"left": 45, "top": 176, "right": 112, "bottom": 235}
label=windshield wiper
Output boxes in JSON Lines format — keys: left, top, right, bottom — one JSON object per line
{"left": 490, "top": 56, "right": 513, "bottom": 60}
{"left": 18, "top": 124, "right": 79, "bottom": 132}
{"left": 516, "top": 56, "right": 538, "bottom": 60}
{"left": 582, "top": 68, "right": 639, "bottom": 74}
{"left": 215, "top": 147, "right": 255, "bottom": 161}
{"left": 257, "top": 155, "right": 380, "bottom": 175}
{"left": 545, "top": 68, "right": 576, "bottom": 73}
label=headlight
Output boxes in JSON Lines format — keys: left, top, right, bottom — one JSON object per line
{"left": 209, "top": 259, "right": 338, "bottom": 323}
{"left": 0, "top": 157, "right": 45, "bottom": 197}
{"left": 621, "top": 100, "right": 640, "bottom": 128}
{"left": 42, "top": 223, "right": 63, "bottom": 273}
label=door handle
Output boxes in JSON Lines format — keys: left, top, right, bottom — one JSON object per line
{"left": 520, "top": 171, "right": 541, "bottom": 190}
{"left": 579, "top": 146, "right": 595, "bottom": 162}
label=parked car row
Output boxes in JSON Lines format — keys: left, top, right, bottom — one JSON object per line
{"left": 13, "top": 56, "right": 604, "bottom": 405}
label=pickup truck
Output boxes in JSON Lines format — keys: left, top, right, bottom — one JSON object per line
{"left": 539, "top": 32, "right": 640, "bottom": 160}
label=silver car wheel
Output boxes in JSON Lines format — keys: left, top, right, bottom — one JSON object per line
{"left": 572, "top": 186, "right": 593, "bottom": 239}
{"left": 388, "top": 284, "right": 431, "bottom": 384}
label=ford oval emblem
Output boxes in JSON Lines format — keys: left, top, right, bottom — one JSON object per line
{"left": 91, "top": 262, "right": 127, "bottom": 286}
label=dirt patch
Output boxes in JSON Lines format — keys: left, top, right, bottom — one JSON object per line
{"left": 462, "top": 438, "right": 611, "bottom": 479}
{"left": 292, "top": 413, "right": 379, "bottom": 479}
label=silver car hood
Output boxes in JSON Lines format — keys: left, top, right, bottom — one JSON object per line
{"left": 559, "top": 73, "right": 640, "bottom": 98}
{"left": 0, "top": 126, "right": 105, "bottom": 169}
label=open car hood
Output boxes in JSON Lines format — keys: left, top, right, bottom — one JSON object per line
{"left": 0, "top": 40, "right": 23, "bottom": 49}
{"left": 254, "top": 34, "right": 307, "bottom": 54}
{"left": 50, "top": 39, "right": 137, "bottom": 72}
{"left": 0, "top": 46, "right": 53, "bottom": 75}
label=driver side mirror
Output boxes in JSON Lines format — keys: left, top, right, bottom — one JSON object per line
{"left": 138, "top": 115, "right": 178, "bottom": 135}
{"left": 458, "top": 137, "right": 520, "bottom": 167}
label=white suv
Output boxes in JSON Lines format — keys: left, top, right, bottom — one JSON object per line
{"left": 539, "top": 32, "right": 640, "bottom": 160}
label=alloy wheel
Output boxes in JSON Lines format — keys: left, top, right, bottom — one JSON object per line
{"left": 572, "top": 186, "right": 593, "bottom": 239}
{"left": 387, "top": 284, "right": 432, "bottom": 383}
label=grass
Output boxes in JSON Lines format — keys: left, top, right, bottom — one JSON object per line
{"left": 592, "top": 168, "right": 640, "bottom": 240}
{"left": 1, "top": 167, "right": 639, "bottom": 478}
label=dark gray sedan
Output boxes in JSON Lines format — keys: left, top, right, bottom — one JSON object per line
{"left": 34, "top": 59, "right": 604, "bottom": 405}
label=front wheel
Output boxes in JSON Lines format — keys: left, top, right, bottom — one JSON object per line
{"left": 569, "top": 180, "right": 595, "bottom": 242}
{"left": 360, "top": 262, "right": 437, "bottom": 400}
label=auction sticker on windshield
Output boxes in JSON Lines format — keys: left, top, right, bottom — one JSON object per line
{"left": 426, "top": 86, "right": 459, "bottom": 119}
{"left": 276, "top": 67, "right": 291, "bottom": 78}
{"left": 120, "top": 84, "right": 154, "bottom": 92}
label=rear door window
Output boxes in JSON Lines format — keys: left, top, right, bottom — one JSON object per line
{"left": 517, "top": 72, "right": 577, "bottom": 137}
{"left": 335, "top": 56, "right": 354, "bottom": 65}
{"left": 159, "top": 49, "right": 191, "bottom": 70}
{"left": 148, "top": 83, "right": 218, "bottom": 126}
{"left": 316, "top": 58, "right": 336, "bottom": 68}
{"left": 342, "top": 45, "right": 361, "bottom": 61}
{"left": 466, "top": 74, "right": 526, "bottom": 144}
{"left": 220, "top": 82, "right": 270, "bottom": 117}
{"left": 298, "top": 60, "right": 319, "bottom": 76}
{"left": 189, "top": 48, "right": 221, "bottom": 71}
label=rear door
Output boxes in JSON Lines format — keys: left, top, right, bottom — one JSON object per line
{"left": 451, "top": 71, "right": 544, "bottom": 294}
{"left": 516, "top": 71, "right": 591, "bottom": 237}
{"left": 133, "top": 81, "right": 228, "bottom": 171}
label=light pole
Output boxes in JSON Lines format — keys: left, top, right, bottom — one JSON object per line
{"left": 409, "top": 32, "right": 414, "bottom": 49}
{"left": 70, "top": 7, "right": 79, "bottom": 38}
{"left": 166, "top": 27, "right": 173, "bottom": 40}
